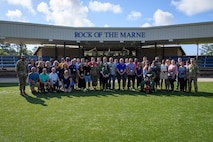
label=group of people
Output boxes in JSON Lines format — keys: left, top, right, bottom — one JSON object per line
{"left": 15, "top": 55, "right": 199, "bottom": 96}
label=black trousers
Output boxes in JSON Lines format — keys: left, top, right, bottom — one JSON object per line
{"left": 102, "top": 77, "right": 109, "bottom": 90}
{"left": 179, "top": 78, "right": 185, "bottom": 91}
{"left": 127, "top": 75, "right": 135, "bottom": 89}
{"left": 168, "top": 76, "right": 175, "bottom": 91}
{"left": 117, "top": 74, "right": 126, "bottom": 89}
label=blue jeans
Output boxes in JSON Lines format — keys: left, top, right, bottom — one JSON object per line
{"left": 108, "top": 74, "right": 116, "bottom": 89}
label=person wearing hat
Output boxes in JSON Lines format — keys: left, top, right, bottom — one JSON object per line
{"left": 15, "top": 54, "right": 28, "bottom": 96}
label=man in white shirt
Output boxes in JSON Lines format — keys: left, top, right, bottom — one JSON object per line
{"left": 108, "top": 57, "right": 117, "bottom": 90}
{"left": 49, "top": 67, "right": 61, "bottom": 92}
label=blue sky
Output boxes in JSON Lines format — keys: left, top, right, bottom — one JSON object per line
{"left": 0, "top": 0, "right": 213, "bottom": 55}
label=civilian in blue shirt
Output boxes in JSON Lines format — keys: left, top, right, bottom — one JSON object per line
{"left": 126, "top": 58, "right": 136, "bottom": 91}
{"left": 28, "top": 67, "right": 40, "bottom": 94}
{"left": 117, "top": 58, "right": 127, "bottom": 90}
{"left": 178, "top": 62, "right": 187, "bottom": 92}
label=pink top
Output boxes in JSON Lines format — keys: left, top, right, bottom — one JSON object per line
{"left": 168, "top": 64, "right": 178, "bottom": 77}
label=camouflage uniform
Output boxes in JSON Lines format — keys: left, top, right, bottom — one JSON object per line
{"left": 15, "top": 58, "right": 28, "bottom": 94}
{"left": 188, "top": 59, "right": 199, "bottom": 93}
{"left": 90, "top": 65, "right": 99, "bottom": 87}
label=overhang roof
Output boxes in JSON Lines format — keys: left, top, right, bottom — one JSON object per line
{"left": 0, "top": 20, "right": 213, "bottom": 48}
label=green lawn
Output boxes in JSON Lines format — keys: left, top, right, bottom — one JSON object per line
{"left": 0, "top": 82, "right": 213, "bottom": 142}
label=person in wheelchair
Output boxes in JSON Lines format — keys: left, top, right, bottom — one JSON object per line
{"left": 141, "top": 67, "right": 156, "bottom": 93}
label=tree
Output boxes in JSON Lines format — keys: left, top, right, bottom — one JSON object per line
{"left": 0, "top": 43, "right": 33, "bottom": 56}
{"left": 0, "top": 49, "right": 8, "bottom": 55}
{"left": 200, "top": 44, "right": 213, "bottom": 56}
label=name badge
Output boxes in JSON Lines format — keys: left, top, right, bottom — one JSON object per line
{"left": 120, "top": 69, "right": 123, "bottom": 72}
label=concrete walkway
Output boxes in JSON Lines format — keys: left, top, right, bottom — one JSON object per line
{"left": 0, "top": 77, "right": 213, "bottom": 83}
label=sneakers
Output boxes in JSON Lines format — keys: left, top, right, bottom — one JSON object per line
{"left": 83, "top": 88, "right": 87, "bottom": 92}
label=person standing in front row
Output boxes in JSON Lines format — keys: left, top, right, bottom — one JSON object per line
{"left": 160, "top": 59, "right": 168, "bottom": 91}
{"left": 136, "top": 63, "right": 143, "bottom": 89}
{"left": 178, "top": 62, "right": 187, "bottom": 92}
{"left": 126, "top": 58, "right": 136, "bottom": 91}
{"left": 101, "top": 57, "right": 110, "bottom": 91}
{"left": 78, "top": 63, "right": 86, "bottom": 92}
{"left": 108, "top": 57, "right": 117, "bottom": 90}
{"left": 15, "top": 55, "right": 28, "bottom": 96}
{"left": 168, "top": 59, "right": 178, "bottom": 91}
{"left": 84, "top": 60, "right": 91, "bottom": 90}
{"left": 176, "top": 57, "right": 182, "bottom": 91}
{"left": 89, "top": 57, "right": 99, "bottom": 90}
{"left": 188, "top": 58, "right": 199, "bottom": 93}
{"left": 117, "top": 58, "right": 127, "bottom": 90}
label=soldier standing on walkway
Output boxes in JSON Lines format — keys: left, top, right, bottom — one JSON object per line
{"left": 188, "top": 58, "right": 199, "bottom": 93}
{"left": 15, "top": 55, "right": 28, "bottom": 96}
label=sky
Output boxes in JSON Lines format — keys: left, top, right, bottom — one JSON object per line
{"left": 0, "top": 0, "right": 213, "bottom": 55}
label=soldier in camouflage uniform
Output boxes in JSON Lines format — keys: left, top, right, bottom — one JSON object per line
{"left": 15, "top": 55, "right": 28, "bottom": 96}
{"left": 188, "top": 58, "right": 199, "bottom": 93}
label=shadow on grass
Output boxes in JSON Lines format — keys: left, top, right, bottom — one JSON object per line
{"left": 32, "top": 89, "right": 213, "bottom": 100}
{"left": 20, "top": 89, "right": 213, "bottom": 106}
{"left": 23, "top": 94, "right": 47, "bottom": 106}
{"left": 149, "top": 90, "right": 213, "bottom": 97}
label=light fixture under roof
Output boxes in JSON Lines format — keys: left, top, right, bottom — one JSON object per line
{"left": 169, "top": 39, "right": 173, "bottom": 42}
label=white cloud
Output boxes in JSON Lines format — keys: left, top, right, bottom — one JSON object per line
{"left": 103, "top": 24, "right": 109, "bottom": 27}
{"left": 89, "top": 1, "right": 122, "bottom": 13}
{"left": 37, "top": 2, "right": 51, "bottom": 21}
{"left": 153, "top": 9, "right": 174, "bottom": 26}
{"left": 37, "top": 0, "right": 93, "bottom": 27}
{"left": 141, "top": 22, "right": 152, "bottom": 27}
{"left": 6, "top": 9, "right": 22, "bottom": 19}
{"left": 7, "top": 0, "right": 36, "bottom": 14}
{"left": 37, "top": 2, "right": 49, "bottom": 15}
{"left": 127, "top": 11, "right": 142, "bottom": 21}
{"left": 171, "top": 0, "right": 213, "bottom": 16}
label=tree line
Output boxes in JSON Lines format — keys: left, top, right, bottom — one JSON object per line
{"left": 0, "top": 43, "right": 34, "bottom": 56}
{"left": 0, "top": 43, "right": 212, "bottom": 56}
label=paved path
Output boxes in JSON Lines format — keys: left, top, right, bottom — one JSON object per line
{"left": 0, "top": 77, "right": 213, "bottom": 83}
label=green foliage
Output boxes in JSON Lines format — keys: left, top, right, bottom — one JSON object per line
{"left": 0, "top": 49, "right": 9, "bottom": 55}
{"left": 0, "top": 43, "right": 33, "bottom": 56}
{"left": 200, "top": 44, "right": 213, "bottom": 55}
{"left": 0, "top": 82, "right": 213, "bottom": 142}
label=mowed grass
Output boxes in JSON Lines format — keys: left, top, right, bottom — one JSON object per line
{"left": 0, "top": 82, "right": 213, "bottom": 142}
